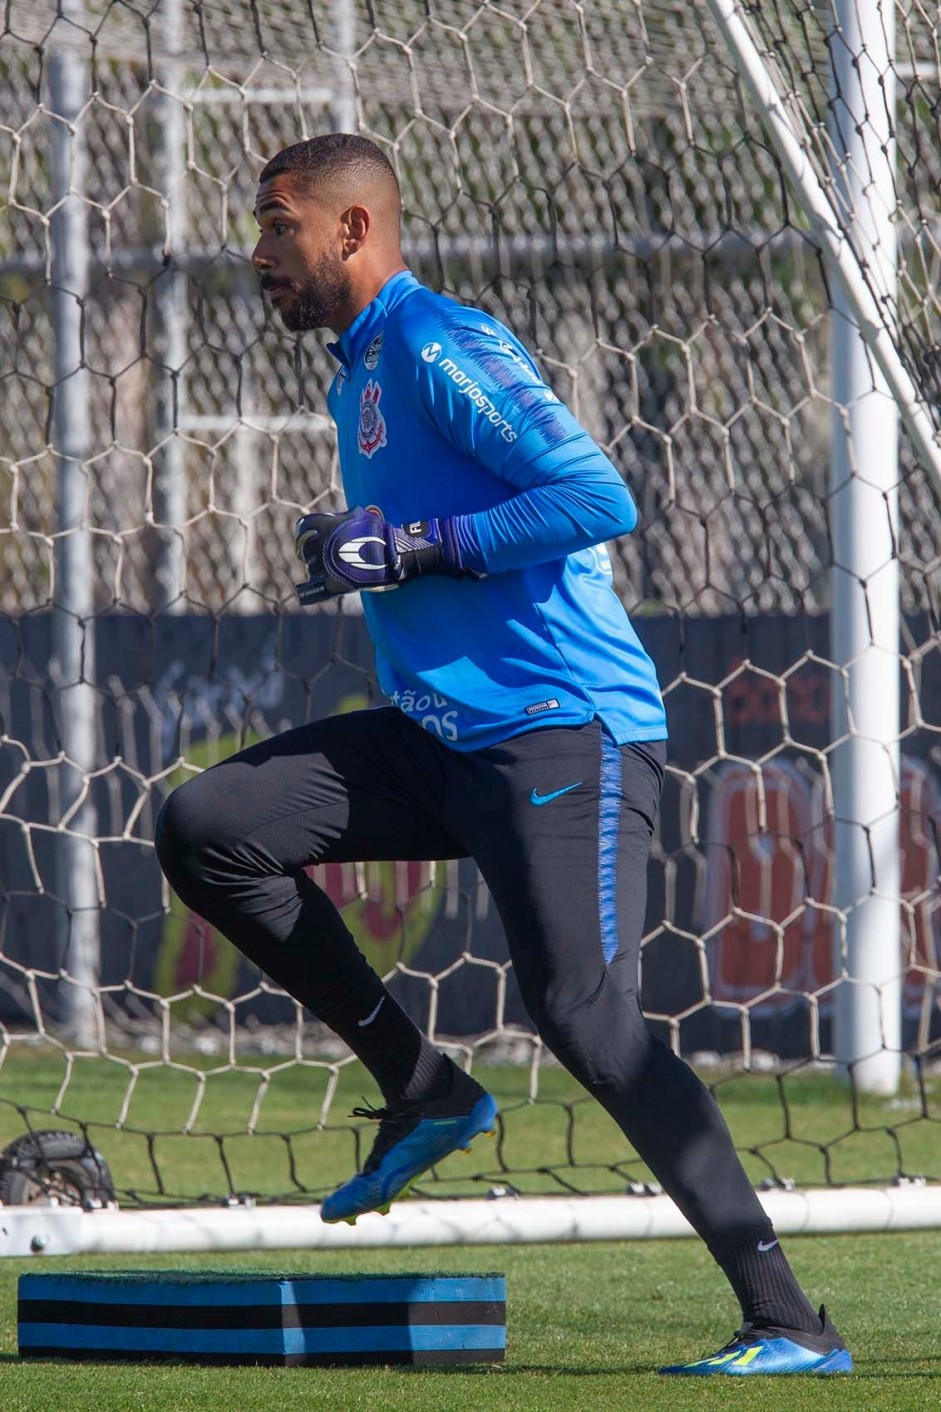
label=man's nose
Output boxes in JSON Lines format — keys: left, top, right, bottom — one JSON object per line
{"left": 251, "top": 240, "right": 271, "bottom": 271}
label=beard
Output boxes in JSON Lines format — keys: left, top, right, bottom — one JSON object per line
{"left": 275, "top": 253, "right": 352, "bottom": 332}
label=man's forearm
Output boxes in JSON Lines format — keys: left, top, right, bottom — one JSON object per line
{"left": 453, "top": 463, "right": 638, "bottom": 574}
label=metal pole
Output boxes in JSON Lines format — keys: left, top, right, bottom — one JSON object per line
{"left": 829, "top": 1, "right": 901, "bottom": 1093}
{"left": 233, "top": 359, "right": 257, "bottom": 609}
{"left": 330, "top": 0, "right": 357, "bottom": 133}
{"left": 49, "top": 10, "right": 100, "bottom": 1050}
{"left": 152, "top": 0, "right": 187, "bottom": 610}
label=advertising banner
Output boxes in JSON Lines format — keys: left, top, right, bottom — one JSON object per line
{"left": 1, "top": 611, "right": 938, "bottom": 1056}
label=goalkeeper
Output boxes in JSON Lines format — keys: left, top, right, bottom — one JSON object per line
{"left": 155, "top": 134, "right": 851, "bottom": 1377}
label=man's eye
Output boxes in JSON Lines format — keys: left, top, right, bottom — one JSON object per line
{"left": 273, "top": 222, "right": 288, "bottom": 236}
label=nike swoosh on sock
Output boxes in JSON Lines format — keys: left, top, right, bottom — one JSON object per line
{"left": 357, "top": 997, "right": 386, "bottom": 1028}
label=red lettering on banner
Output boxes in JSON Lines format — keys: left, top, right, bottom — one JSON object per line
{"left": 705, "top": 756, "right": 941, "bottom": 1019}
{"left": 898, "top": 759, "right": 941, "bottom": 1020}
{"left": 704, "top": 762, "right": 819, "bottom": 1009}
{"left": 785, "top": 664, "right": 830, "bottom": 726}
{"left": 722, "top": 658, "right": 832, "bottom": 728}
{"left": 725, "top": 664, "right": 782, "bottom": 727}
{"left": 307, "top": 860, "right": 436, "bottom": 944}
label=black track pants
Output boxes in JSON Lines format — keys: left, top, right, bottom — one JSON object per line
{"left": 155, "top": 708, "right": 769, "bottom": 1257}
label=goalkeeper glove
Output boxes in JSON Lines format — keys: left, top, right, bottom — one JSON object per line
{"left": 294, "top": 506, "right": 481, "bottom": 605}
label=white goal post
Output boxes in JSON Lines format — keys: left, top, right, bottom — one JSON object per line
{"left": 5, "top": 1186, "right": 941, "bottom": 1260}
{"left": 703, "top": 0, "right": 934, "bottom": 1095}
{"left": 702, "top": 0, "right": 928, "bottom": 1100}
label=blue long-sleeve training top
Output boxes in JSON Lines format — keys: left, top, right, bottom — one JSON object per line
{"left": 325, "top": 269, "right": 667, "bottom": 751}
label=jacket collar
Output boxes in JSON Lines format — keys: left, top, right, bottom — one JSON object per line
{"left": 327, "top": 269, "right": 418, "bottom": 368}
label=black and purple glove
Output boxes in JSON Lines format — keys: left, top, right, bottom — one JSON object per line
{"left": 294, "top": 506, "right": 480, "bottom": 605}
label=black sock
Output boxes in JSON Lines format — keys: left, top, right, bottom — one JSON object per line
{"left": 718, "top": 1227, "right": 821, "bottom": 1333}
{"left": 245, "top": 887, "right": 455, "bottom": 1107}
{"left": 312, "top": 965, "right": 452, "bottom": 1106}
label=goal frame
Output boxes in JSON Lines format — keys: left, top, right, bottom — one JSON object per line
{"left": 4, "top": 1183, "right": 941, "bottom": 1259}
{"left": 2, "top": 0, "right": 940, "bottom": 1255}
{"left": 704, "top": 0, "right": 941, "bottom": 1096}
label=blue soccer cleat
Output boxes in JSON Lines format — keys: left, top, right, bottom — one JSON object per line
{"left": 320, "top": 1071, "right": 498, "bottom": 1225}
{"left": 659, "top": 1306, "right": 853, "bottom": 1376}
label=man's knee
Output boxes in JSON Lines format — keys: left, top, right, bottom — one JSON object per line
{"left": 527, "top": 971, "right": 650, "bottom": 1084}
{"left": 154, "top": 773, "right": 231, "bottom": 895}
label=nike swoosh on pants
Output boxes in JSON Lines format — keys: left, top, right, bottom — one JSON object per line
{"left": 530, "top": 782, "right": 581, "bottom": 806}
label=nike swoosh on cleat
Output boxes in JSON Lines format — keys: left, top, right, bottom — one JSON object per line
{"left": 357, "top": 997, "right": 385, "bottom": 1027}
{"left": 530, "top": 782, "right": 581, "bottom": 806}
{"left": 757, "top": 1238, "right": 779, "bottom": 1252}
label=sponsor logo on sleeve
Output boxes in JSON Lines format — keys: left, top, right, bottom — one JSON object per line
{"left": 436, "top": 355, "right": 518, "bottom": 443}
{"left": 358, "top": 380, "right": 387, "bottom": 458}
{"left": 421, "top": 341, "right": 442, "bottom": 363}
{"left": 364, "top": 333, "right": 384, "bottom": 369}
{"left": 478, "top": 322, "right": 561, "bottom": 402}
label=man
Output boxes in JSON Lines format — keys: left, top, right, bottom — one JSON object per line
{"left": 155, "top": 134, "right": 851, "bottom": 1376}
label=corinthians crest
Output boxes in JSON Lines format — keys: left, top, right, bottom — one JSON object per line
{"left": 358, "top": 379, "right": 387, "bottom": 458}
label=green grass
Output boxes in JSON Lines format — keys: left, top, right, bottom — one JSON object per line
{"left": 0, "top": 1047, "right": 939, "bottom": 1406}
{"left": 2, "top": 1233, "right": 940, "bottom": 1409}
{"left": 0, "top": 1046, "right": 938, "bottom": 1203}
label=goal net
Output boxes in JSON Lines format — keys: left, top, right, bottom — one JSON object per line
{"left": 0, "top": 0, "right": 939, "bottom": 1249}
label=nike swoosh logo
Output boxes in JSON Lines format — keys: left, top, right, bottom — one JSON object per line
{"left": 357, "top": 997, "right": 385, "bottom": 1027}
{"left": 530, "top": 782, "right": 581, "bottom": 806}
{"left": 757, "top": 1238, "right": 779, "bottom": 1252}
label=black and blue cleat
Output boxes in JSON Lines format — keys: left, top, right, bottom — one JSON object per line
{"left": 659, "top": 1306, "right": 853, "bottom": 1375}
{"left": 321, "top": 1072, "right": 498, "bottom": 1225}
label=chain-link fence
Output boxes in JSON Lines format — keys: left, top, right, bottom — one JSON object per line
{"left": 1, "top": 1, "right": 940, "bottom": 1209}
{"left": 3, "top": 1, "right": 939, "bottom": 620}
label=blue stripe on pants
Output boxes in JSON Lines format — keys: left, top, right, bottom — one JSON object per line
{"left": 598, "top": 732, "right": 622, "bottom": 964}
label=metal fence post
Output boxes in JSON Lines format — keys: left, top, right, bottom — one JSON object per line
{"left": 49, "top": 9, "right": 100, "bottom": 1049}
{"left": 152, "top": 0, "right": 187, "bottom": 611}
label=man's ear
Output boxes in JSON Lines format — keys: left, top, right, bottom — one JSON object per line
{"left": 341, "top": 203, "right": 370, "bottom": 255}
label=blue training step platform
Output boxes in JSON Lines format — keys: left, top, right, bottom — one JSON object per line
{"left": 17, "top": 1270, "right": 507, "bottom": 1366}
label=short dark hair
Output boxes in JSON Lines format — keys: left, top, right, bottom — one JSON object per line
{"left": 259, "top": 134, "right": 399, "bottom": 201}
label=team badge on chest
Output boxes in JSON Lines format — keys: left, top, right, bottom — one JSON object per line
{"left": 358, "top": 379, "right": 387, "bottom": 458}
{"left": 364, "top": 333, "right": 383, "bottom": 369}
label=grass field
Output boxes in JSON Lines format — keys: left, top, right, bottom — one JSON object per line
{"left": 1, "top": 1047, "right": 939, "bottom": 1407}
{"left": 0, "top": 1046, "right": 938, "bottom": 1202}
{"left": 3, "top": 1233, "right": 940, "bottom": 1410}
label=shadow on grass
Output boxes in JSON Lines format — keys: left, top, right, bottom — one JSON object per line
{"left": 9, "top": 1353, "right": 642, "bottom": 1376}
{"left": 9, "top": 1352, "right": 941, "bottom": 1379}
